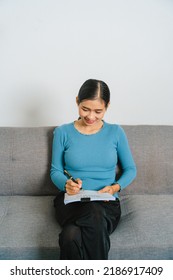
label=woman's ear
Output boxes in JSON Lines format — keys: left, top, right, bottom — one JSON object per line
{"left": 76, "top": 96, "right": 79, "bottom": 105}
{"left": 106, "top": 102, "right": 110, "bottom": 110}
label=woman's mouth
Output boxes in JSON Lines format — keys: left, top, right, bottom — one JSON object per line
{"left": 84, "top": 118, "right": 96, "bottom": 125}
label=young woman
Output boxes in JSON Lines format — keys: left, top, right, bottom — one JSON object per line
{"left": 50, "top": 79, "right": 137, "bottom": 259}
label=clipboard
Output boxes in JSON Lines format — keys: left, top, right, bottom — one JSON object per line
{"left": 64, "top": 190, "right": 115, "bottom": 205}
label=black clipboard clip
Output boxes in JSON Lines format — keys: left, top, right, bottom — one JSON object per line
{"left": 81, "top": 197, "right": 91, "bottom": 202}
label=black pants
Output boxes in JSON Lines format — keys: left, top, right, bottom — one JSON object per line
{"left": 54, "top": 192, "right": 121, "bottom": 260}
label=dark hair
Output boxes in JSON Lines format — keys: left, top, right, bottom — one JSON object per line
{"left": 77, "top": 79, "right": 110, "bottom": 108}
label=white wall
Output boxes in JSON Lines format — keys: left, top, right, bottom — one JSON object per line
{"left": 0, "top": 0, "right": 173, "bottom": 126}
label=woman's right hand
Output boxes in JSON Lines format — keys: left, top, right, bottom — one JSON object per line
{"left": 65, "top": 179, "right": 82, "bottom": 195}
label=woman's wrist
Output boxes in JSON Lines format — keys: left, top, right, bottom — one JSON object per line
{"left": 111, "top": 183, "right": 121, "bottom": 193}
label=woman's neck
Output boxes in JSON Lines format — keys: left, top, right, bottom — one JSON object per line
{"left": 74, "top": 119, "right": 104, "bottom": 135}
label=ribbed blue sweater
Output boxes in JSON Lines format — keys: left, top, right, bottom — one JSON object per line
{"left": 50, "top": 121, "right": 137, "bottom": 198}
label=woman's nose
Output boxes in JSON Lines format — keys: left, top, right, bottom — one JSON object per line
{"left": 87, "top": 111, "right": 95, "bottom": 119}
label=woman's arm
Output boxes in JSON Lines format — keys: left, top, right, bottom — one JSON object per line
{"left": 115, "top": 126, "right": 137, "bottom": 190}
{"left": 99, "top": 126, "right": 137, "bottom": 195}
{"left": 50, "top": 127, "right": 67, "bottom": 191}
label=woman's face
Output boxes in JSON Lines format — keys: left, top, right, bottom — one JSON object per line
{"left": 77, "top": 98, "right": 109, "bottom": 126}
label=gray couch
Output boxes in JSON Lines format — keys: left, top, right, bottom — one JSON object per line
{"left": 0, "top": 126, "right": 173, "bottom": 260}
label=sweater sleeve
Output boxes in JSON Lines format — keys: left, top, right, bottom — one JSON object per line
{"left": 50, "top": 127, "right": 67, "bottom": 191}
{"left": 115, "top": 126, "right": 137, "bottom": 190}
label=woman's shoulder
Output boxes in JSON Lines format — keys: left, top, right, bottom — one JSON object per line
{"left": 53, "top": 122, "right": 74, "bottom": 134}
{"left": 104, "top": 121, "right": 124, "bottom": 133}
{"left": 104, "top": 122, "right": 127, "bottom": 142}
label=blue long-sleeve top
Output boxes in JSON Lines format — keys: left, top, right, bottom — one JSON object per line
{"left": 50, "top": 121, "right": 137, "bottom": 198}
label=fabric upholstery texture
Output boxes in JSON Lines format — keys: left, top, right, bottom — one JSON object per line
{"left": 0, "top": 126, "right": 173, "bottom": 259}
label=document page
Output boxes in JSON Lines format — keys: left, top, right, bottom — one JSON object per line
{"left": 64, "top": 190, "right": 115, "bottom": 204}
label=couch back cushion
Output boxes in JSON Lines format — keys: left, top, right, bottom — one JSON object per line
{"left": 121, "top": 125, "right": 173, "bottom": 195}
{"left": 0, "top": 127, "right": 58, "bottom": 195}
{"left": 0, "top": 126, "right": 173, "bottom": 195}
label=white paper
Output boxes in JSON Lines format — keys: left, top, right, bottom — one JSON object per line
{"left": 64, "top": 190, "right": 115, "bottom": 205}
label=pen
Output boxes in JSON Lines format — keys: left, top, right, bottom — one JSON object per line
{"left": 64, "top": 170, "right": 79, "bottom": 184}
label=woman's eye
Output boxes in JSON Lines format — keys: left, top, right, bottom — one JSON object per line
{"left": 81, "top": 108, "right": 102, "bottom": 114}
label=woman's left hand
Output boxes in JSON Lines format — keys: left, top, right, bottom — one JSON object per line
{"left": 98, "top": 184, "right": 120, "bottom": 195}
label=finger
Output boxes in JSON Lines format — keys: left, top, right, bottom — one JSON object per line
{"left": 67, "top": 180, "right": 79, "bottom": 189}
{"left": 98, "top": 187, "right": 107, "bottom": 193}
{"left": 67, "top": 187, "right": 80, "bottom": 195}
{"left": 99, "top": 186, "right": 112, "bottom": 194}
{"left": 69, "top": 180, "right": 82, "bottom": 191}
{"left": 75, "top": 178, "right": 82, "bottom": 188}
{"left": 66, "top": 182, "right": 81, "bottom": 194}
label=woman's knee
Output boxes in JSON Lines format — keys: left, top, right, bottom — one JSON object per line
{"left": 84, "top": 203, "right": 108, "bottom": 232}
{"left": 59, "top": 224, "right": 81, "bottom": 245}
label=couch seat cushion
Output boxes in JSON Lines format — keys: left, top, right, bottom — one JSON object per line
{"left": 0, "top": 196, "right": 60, "bottom": 260}
{"left": 110, "top": 194, "right": 173, "bottom": 259}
